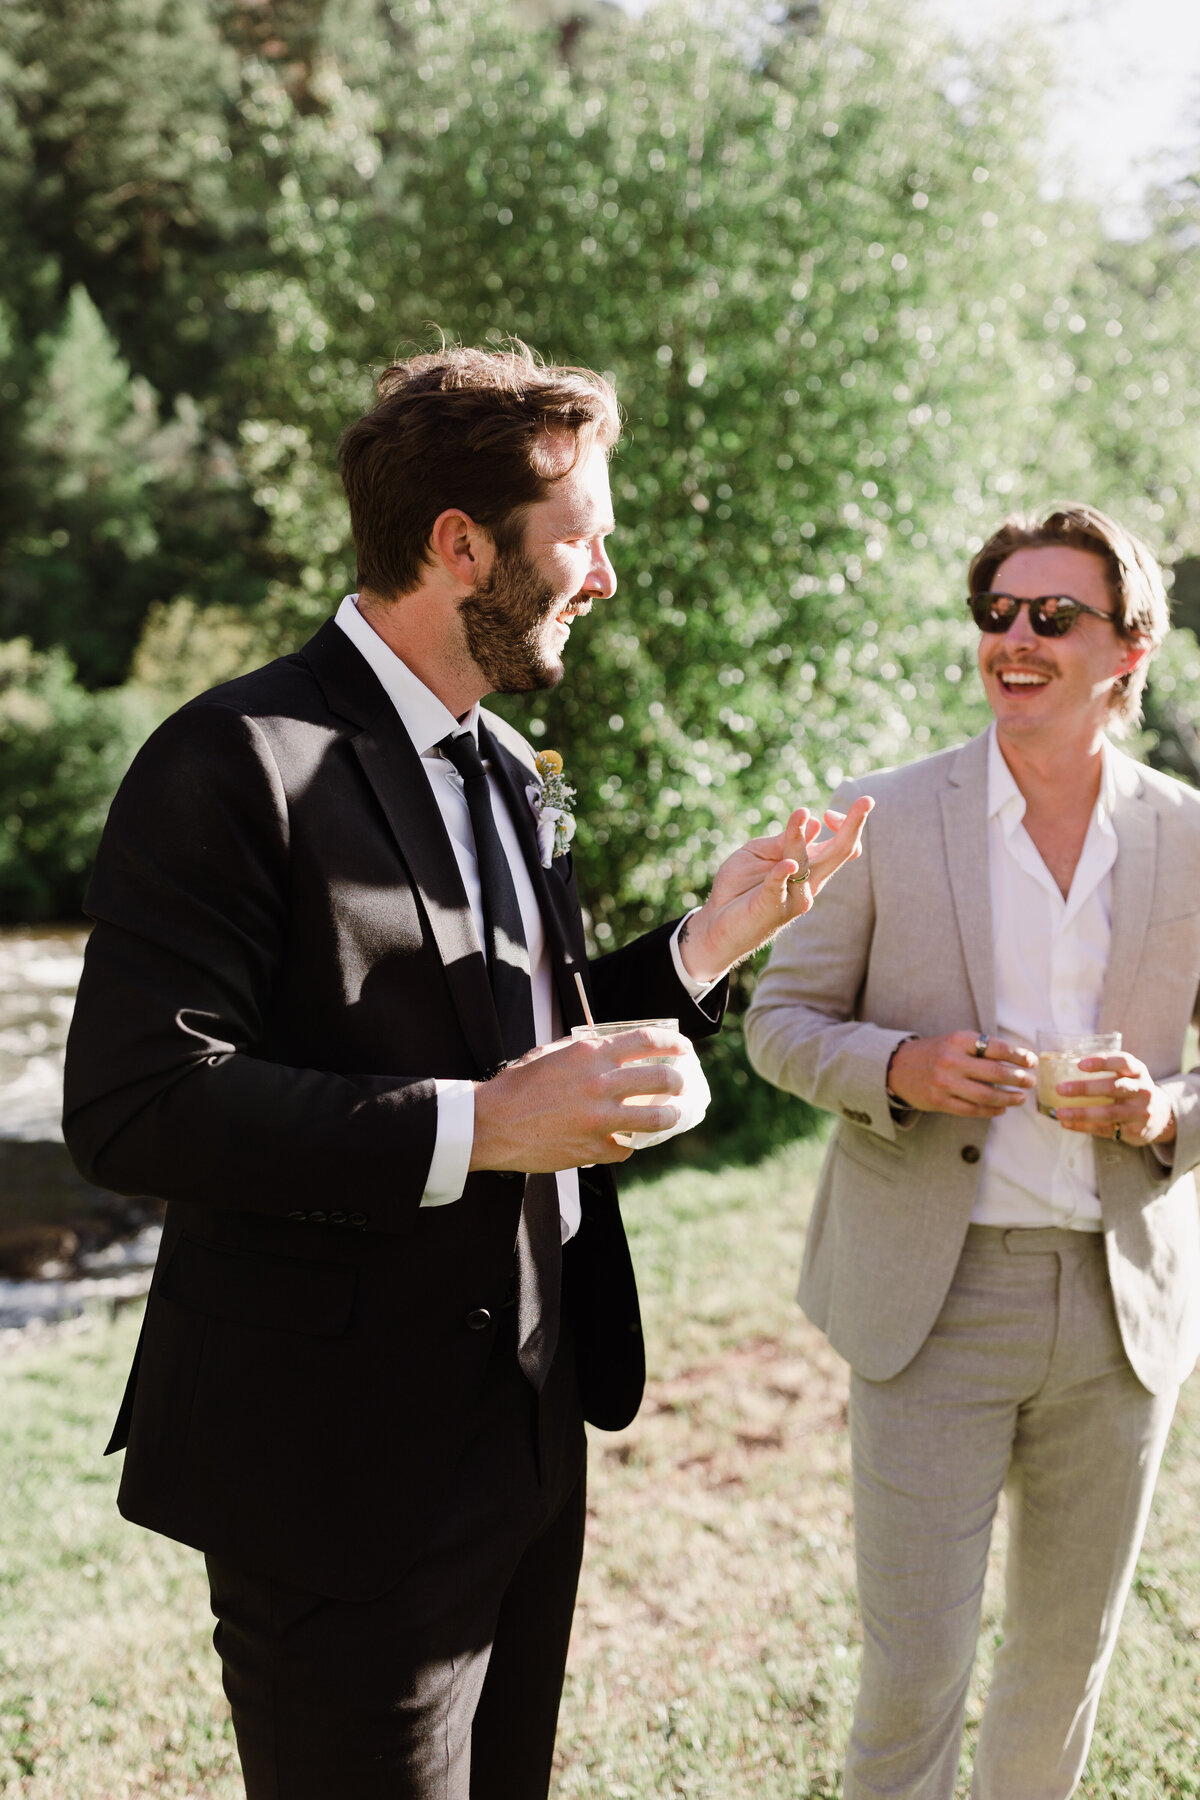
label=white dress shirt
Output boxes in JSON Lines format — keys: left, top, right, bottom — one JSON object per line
{"left": 334, "top": 596, "right": 713, "bottom": 1237}
{"left": 973, "top": 726, "right": 1118, "bottom": 1231}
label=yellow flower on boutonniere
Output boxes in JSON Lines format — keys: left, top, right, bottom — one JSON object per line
{"left": 528, "top": 749, "right": 577, "bottom": 865}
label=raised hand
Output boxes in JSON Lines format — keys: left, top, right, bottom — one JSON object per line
{"left": 677, "top": 797, "right": 874, "bottom": 985}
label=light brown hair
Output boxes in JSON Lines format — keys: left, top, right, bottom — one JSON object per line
{"left": 338, "top": 341, "right": 620, "bottom": 598}
{"left": 969, "top": 503, "right": 1169, "bottom": 732}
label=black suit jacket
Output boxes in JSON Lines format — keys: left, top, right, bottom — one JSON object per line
{"left": 63, "top": 621, "right": 724, "bottom": 1600}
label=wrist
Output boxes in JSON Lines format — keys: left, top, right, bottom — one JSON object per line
{"left": 1152, "top": 1099, "right": 1177, "bottom": 1146}
{"left": 885, "top": 1037, "right": 916, "bottom": 1110}
{"left": 677, "top": 907, "right": 727, "bottom": 987}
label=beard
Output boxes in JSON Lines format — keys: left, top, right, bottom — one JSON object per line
{"left": 457, "top": 540, "right": 566, "bottom": 695}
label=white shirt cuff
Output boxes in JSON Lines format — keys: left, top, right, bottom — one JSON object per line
{"left": 420, "top": 1079, "right": 475, "bottom": 1206}
{"left": 669, "top": 908, "right": 726, "bottom": 1002}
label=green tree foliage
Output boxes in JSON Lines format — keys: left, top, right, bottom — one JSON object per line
{"left": 2, "top": 0, "right": 1200, "bottom": 999}
{"left": 205, "top": 0, "right": 1200, "bottom": 950}
{"left": 0, "top": 0, "right": 281, "bottom": 681}
{"left": 0, "top": 639, "right": 157, "bottom": 921}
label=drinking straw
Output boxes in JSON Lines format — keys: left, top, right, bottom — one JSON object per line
{"left": 573, "top": 971, "right": 596, "bottom": 1030}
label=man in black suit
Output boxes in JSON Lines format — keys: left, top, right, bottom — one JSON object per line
{"left": 63, "top": 343, "right": 870, "bottom": 1800}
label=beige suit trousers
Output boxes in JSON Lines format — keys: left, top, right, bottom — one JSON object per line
{"left": 844, "top": 1226, "right": 1177, "bottom": 1800}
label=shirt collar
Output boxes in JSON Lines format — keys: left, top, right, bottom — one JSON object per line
{"left": 986, "top": 723, "right": 1117, "bottom": 835}
{"left": 334, "top": 594, "right": 479, "bottom": 755}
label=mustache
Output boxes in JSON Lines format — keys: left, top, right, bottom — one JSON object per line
{"left": 984, "top": 653, "right": 1056, "bottom": 679}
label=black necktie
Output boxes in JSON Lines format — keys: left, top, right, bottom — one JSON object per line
{"left": 438, "top": 729, "right": 536, "bottom": 1062}
{"left": 438, "top": 729, "right": 560, "bottom": 1390}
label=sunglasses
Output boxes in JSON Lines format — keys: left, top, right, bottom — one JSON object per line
{"left": 967, "top": 592, "right": 1115, "bottom": 638}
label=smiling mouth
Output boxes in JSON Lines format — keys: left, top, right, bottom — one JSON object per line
{"left": 993, "top": 666, "right": 1052, "bottom": 695}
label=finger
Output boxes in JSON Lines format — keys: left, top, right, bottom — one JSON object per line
{"left": 601, "top": 1027, "right": 691, "bottom": 1063}
{"left": 770, "top": 857, "right": 807, "bottom": 909}
{"left": 942, "top": 1097, "right": 1013, "bottom": 1117}
{"left": 608, "top": 1064, "right": 687, "bottom": 1102}
{"left": 832, "top": 795, "right": 873, "bottom": 850}
{"left": 613, "top": 1100, "right": 683, "bottom": 1133}
{"left": 754, "top": 810, "right": 811, "bottom": 875}
{"left": 1055, "top": 1104, "right": 1146, "bottom": 1129}
{"left": 780, "top": 807, "right": 813, "bottom": 850}
{"left": 593, "top": 1140, "right": 635, "bottom": 1164}
{"left": 809, "top": 797, "right": 872, "bottom": 879}
{"left": 965, "top": 1060, "right": 1036, "bottom": 1088}
{"left": 964, "top": 1034, "right": 1038, "bottom": 1069}
{"left": 776, "top": 813, "right": 815, "bottom": 885}
{"left": 1077, "top": 1055, "right": 1137, "bottom": 1075}
{"left": 1057, "top": 1079, "right": 1148, "bottom": 1103}
{"left": 964, "top": 1072, "right": 1029, "bottom": 1101}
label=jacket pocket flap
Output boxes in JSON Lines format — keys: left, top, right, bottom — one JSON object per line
{"left": 160, "top": 1237, "right": 357, "bottom": 1337}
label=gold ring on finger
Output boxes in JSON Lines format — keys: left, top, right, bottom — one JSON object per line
{"left": 787, "top": 863, "right": 811, "bottom": 887}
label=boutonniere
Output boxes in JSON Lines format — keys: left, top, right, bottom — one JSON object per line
{"left": 526, "top": 748, "right": 577, "bottom": 867}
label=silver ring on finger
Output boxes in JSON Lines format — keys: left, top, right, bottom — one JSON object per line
{"left": 972, "top": 1033, "right": 990, "bottom": 1059}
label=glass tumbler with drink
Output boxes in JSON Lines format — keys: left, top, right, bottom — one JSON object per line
{"left": 569, "top": 1017, "right": 709, "bottom": 1149}
{"left": 1036, "top": 1030, "right": 1122, "bottom": 1120}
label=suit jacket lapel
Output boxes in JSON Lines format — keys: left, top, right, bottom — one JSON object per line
{"left": 480, "top": 723, "right": 590, "bottom": 1031}
{"left": 1098, "top": 755, "right": 1157, "bottom": 1035}
{"left": 938, "top": 732, "right": 996, "bottom": 1033}
{"left": 301, "top": 623, "right": 506, "bottom": 1077}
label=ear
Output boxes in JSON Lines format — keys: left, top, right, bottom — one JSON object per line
{"left": 1115, "top": 635, "right": 1150, "bottom": 680}
{"left": 427, "top": 508, "right": 496, "bottom": 589}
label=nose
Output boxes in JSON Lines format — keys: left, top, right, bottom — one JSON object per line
{"left": 586, "top": 539, "right": 617, "bottom": 600}
{"left": 1002, "top": 600, "right": 1040, "bottom": 649}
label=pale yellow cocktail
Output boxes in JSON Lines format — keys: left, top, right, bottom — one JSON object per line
{"left": 1035, "top": 1031, "right": 1121, "bottom": 1120}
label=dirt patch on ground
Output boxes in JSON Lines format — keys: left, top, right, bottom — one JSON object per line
{"left": 554, "top": 1316, "right": 857, "bottom": 1794}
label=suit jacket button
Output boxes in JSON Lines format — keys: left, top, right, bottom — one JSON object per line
{"left": 466, "top": 1308, "right": 492, "bottom": 1331}
{"left": 308, "top": 1210, "right": 327, "bottom": 1223}
{"left": 286, "top": 1210, "right": 307, "bottom": 1222}
{"left": 961, "top": 1145, "right": 981, "bottom": 1164}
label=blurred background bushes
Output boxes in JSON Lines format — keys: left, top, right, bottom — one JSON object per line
{"left": 3, "top": 0, "right": 1200, "bottom": 1145}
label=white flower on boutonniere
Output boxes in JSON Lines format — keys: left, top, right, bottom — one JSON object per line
{"left": 526, "top": 748, "right": 577, "bottom": 867}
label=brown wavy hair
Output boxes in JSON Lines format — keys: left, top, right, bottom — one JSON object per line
{"left": 338, "top": 340, "right": 620, "bottom": 600}
{"left": 969, "top": 503, "right": 1169, "bottom": 732}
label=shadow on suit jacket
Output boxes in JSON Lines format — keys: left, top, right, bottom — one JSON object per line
{"left": 62, "top": 620, "right": 725, "bottom": 1602}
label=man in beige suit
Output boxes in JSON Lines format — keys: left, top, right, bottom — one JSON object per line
{"left": 746, "top": 504, "right": 1200, "bottom": 1798}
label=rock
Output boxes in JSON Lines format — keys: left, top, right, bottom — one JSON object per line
{"left": 0, "top": 1224, "right": 79, "bottom": 1279}
{"left": 0, "top": 1136, "right": 117, "bottom": 1231}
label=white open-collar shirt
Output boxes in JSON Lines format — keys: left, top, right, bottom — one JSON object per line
{"left": 336, "top": 596, "right": 709, "bottom": 1239}
{"left": 973, "top": 725, "right": 1118, "bottom": 1231}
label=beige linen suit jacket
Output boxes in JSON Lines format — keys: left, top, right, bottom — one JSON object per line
{"left": 745, "top": 729, "right": 1200, "bottom": 1396}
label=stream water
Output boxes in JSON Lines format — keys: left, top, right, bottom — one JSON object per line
{"left": 0, "top": 926, "right": 159, "bottom": 1339}
{"left": 0, "top": 925, "right": 87, "bottom": 1141}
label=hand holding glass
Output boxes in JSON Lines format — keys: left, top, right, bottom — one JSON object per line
{"left": 570, "top": 1018, "right": 711, "bottom": 1149}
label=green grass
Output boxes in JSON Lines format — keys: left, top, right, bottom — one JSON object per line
{"left": 1, "top": 1142, "right": 1198, "bottom": 1796}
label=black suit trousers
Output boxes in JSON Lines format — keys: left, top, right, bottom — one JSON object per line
{"left": 206, "top": 1308, "right": 587, "bottom": 1800}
